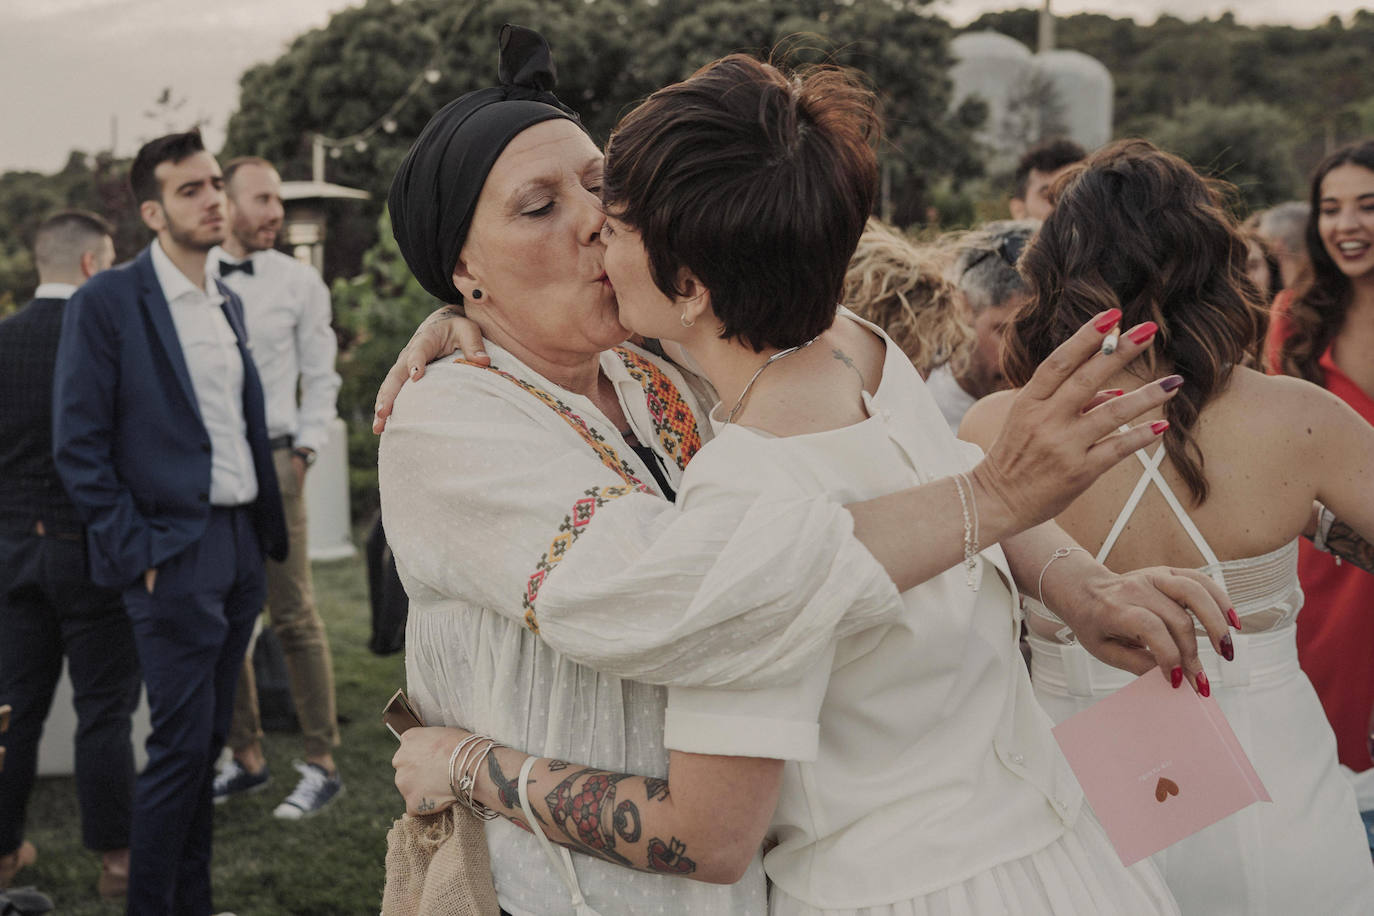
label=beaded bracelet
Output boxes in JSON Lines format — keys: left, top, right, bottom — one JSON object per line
{"left": 952, "top": 473, "right": 981, "bottom": 590}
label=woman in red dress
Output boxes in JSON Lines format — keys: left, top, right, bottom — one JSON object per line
{"left": 1267, "top": 139, "right": 1374, "bottom": 773}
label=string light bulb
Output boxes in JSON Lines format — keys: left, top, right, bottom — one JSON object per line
{"left": 424, "top": 67, "right": 441, "bottom": 84}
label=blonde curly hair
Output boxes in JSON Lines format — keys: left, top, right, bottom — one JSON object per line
{"left": 842, "top": 218, "right": 972, "bottom": 376}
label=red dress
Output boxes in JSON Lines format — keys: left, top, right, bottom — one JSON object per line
{"left": 1267, "top": 292, "right": 1374, "bottom": 772}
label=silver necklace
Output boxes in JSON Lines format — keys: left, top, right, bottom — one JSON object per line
{"left": 725, "top": 335, "right": 820, "bottom": 425}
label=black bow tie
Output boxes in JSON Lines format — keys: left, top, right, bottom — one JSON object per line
{"left": 220, "top": 259, "right": 254, "bottom": 277}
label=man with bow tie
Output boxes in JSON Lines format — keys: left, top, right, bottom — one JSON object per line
{"left": 53, "top": 130, "right": 287, "bottom": 916}
{"left": 208, "top": 157, "right": 343, "bottom": 819}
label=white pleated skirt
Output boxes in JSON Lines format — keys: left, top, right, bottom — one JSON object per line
{"left": 771, "top": 808, "right": 1178, "bottom": 916}
{"left": 1030, "top": 624, "right": 1374, "bottom": 916}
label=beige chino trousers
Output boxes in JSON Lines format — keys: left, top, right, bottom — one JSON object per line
{"left": 229, "top": 446, "right": 339, "bottom": 759}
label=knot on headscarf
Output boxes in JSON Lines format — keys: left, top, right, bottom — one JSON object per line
{"left": 388, "top": 24, "right": 582, "bottom": 303}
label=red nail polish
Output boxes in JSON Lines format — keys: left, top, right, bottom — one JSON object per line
{"left": 1196, "top": 671, "right": 1211, "bottom": 697}
{"left": 1094, "top": 309, "right": 1123, "bottom": 333}
{"left": 1226, "top": 608, "right": 1241, "bottom": 630}
{"left": 1150, "top": 420, "right": 1170, "bottom": 435}
{"left": 1220, "top": 633, "right": 1235, "bottom": 662}
{"left": 1171, "top": 666, "right": 1183, "bottom": 689}
{"left": 1126, "top": 321, "right": 1159, "bottom": 344}
{"left": 1159, "top": 374, "right": 1184, "bottom": 392}
{"left": 1103, "top": 389, "right": 1125, "bottom": 398}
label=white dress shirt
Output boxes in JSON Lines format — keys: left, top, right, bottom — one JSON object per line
{"left": 211, "top": 247, "right": 340, "bottom": 453}
{"left": 149, "top": 239, "right": 258, "bottom": 506}
{"left": 924, "top": 361, "right": 978, "bottom": 434}
{"left": 33, "top": 282, "right": 78, "bottom": 301}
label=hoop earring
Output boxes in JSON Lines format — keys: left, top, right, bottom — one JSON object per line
{"left": 470, "top": 288, "right": 483, "bottom": 300}
{"left": 680, "top": 313, "right": 694, "bottom": 328}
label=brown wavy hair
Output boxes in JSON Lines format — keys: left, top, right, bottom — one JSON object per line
{"left": 1003, "top": 139, "right": 1267, "bottom": 504}
{"left": 843, "top": 219, "right": 972, "bottom": 375}
{"left": 1277, "top": 140, "right": 1374, "bottom": 385}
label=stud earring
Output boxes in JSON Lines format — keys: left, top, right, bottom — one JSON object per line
{"left": 680, "top": 313, "right": 694, "bottom": 328}
{"left": 470, "top": 288, "right": 483, "bottom": 300}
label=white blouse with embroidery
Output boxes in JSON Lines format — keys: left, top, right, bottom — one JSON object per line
{"left": 378, "top": 339, "right": 897, "bottom": 916}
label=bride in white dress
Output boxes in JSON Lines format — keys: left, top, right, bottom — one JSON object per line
{"left": 961, "top": 139, "right": 1374, "bottom": 916}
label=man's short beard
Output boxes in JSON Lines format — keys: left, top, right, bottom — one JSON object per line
{"left": 165, "top": 215, "right": 222, "bottom": 252}
{"left": 232, "top": 222, "right": 271, "bottom": 254}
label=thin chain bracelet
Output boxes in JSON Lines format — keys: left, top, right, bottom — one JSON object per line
{"left": 1037, "top": 546, "right": 1090, "bottom": 613}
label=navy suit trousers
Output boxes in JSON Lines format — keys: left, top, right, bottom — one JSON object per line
{"left": 0, "top": 527, "right": 140, "bottom": 855}
{"left": 120, "top": 507, "right": 264, "bottom": 916}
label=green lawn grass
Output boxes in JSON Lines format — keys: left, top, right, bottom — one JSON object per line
{"left": 20, "top": 550, "right": 408, "bottom": 915}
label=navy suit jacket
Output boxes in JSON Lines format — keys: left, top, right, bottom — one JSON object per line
{"left": 52, "top": 244, "right": 288, "bottom": 589}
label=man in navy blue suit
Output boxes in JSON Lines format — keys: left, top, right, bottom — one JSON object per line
{"left": 53, "top": 130, "right": 287, "bottom": 916}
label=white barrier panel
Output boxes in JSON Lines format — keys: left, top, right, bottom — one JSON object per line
{"left": 37, "top": 663, "right": 151, "bottom": 777}
{"left": 305, "top": 416, "right": 356, "bottom": 560}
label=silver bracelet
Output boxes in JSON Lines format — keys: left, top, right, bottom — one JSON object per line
{"left": 447, "top": 733, "right": 486, "bottom": 801}
{"left": 952, "top": 473, "right": 980, "bottom": 590}
{"left": 1312, "top": 503, "right": 1337, "bottom": 554}
{"left": 460, "top": 738, "right": 504, "bottom": 821}
{"left": 1037, "top": 546, "right": 1090, "bottom": 613}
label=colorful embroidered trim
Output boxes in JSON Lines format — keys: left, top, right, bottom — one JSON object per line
{"left": 613, "top": 347, "right": 702, "bottom": 471}
{"left": 454, "top": 359, "right": 645, "bottom": 486}
{"left": 452, "top": 360, "right": 654, "bottom": 633}
{"left": 521, "top": 484, "right": 643, "bottom": 633}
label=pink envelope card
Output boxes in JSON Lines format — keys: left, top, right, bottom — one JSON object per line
{"left": 1052, "top": 670, "right": 1270, "bottom": 866}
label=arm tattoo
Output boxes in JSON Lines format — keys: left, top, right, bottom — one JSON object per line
{"left": 546, "top": 759, "right": 571, "bottom": 771}
{"left": 647, "top": 837, "right": 697, "bottom": 875}
{"left": 613, "top": 800, "right": 642, "bottom": 843}
{"left": 486, "top": 752, "right": 523, "bottom": 811}
{"left": 643, "top": 776, "right": 669, "bottom": 802}
{"left": 831, "top": 347, "right": 864, "bottom": 386}
{"left": 1323, "top": 519, "right": 1374, "bottom": 574}
{"left": 417, "top": 797, "right": 438, "bottom": 813}
{"left": 545, "top": 768, "right": 636, "bottom": 866}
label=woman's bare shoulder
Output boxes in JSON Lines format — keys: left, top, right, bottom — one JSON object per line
{"left": 957, "top": 388, "right": 1017, "bottom": 448}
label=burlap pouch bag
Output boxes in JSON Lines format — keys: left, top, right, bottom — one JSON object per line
{"left": 382, "top": 807, "right": 499, "bottom": 916}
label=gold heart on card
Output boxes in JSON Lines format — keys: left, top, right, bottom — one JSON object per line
{"left": 1154, "top": 777, "right": 1180, "bottom": 802}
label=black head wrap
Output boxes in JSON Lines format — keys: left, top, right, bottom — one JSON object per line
{"left": 388, "top": 24, "right": 583, "bottom": 303}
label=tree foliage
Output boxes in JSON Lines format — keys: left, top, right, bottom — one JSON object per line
{"left": 222, "top": 0, "right": 981, "bottom": 236}
{"left": 1143, "top": 100, "right": 1300, "bottom": 210}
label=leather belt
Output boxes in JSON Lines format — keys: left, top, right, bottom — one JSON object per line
{"left": 268, "top": 434, "right": 295, "bottom": 451}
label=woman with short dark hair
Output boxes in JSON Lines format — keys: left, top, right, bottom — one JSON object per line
{"left": 963, "top": 138, "right": 1374, "bottom": 915}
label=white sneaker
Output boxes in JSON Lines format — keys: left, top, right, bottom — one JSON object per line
{"left": 272, "top": 761, "right": 343, "bottom": 819}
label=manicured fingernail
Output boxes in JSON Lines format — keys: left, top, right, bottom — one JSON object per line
{"left": 1226, "top": 608, "right": 1241, "bottom": 630}
{"left": 1126, "top": 321, "right": 1159, "bottom": 344}
{"left": 1150, "top": 420, "right": 1170, "bottom": 435}
{"left": 1196, "top": 671, "right": 1211, "bottom": 697}
{"left": 1103, "top": 389, "right": 1124, "bottom": 398}
{"left": 1220, "top": 633, "right": 1235, "bottom": 662}
{"left": 1159, "top": 374, "right": 1184, "bottom": 392}
{"left": 475, "top": 350, "right": 488, "bottom": 359}
{"left": 1171, "top": 666, "right": 1184, "bottom": 689}
{"left": 1093, "top": 309, "right": 1123, "bottom": 332}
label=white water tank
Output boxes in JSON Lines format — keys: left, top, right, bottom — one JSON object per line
{"left": 1034, "top": 49, "right": 1113, "bottom": 152}
{"left": 950, "top": 31, "right": 1035, "bottom": 159}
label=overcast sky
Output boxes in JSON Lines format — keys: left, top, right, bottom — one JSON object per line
{"left": 2, "top": 0, "right": 1367, "bottom": 172}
